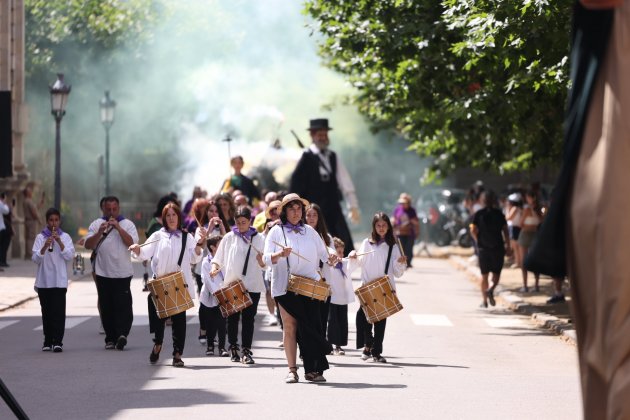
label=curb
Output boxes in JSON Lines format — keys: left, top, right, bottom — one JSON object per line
{"left": 449, "top": 255, "right": 576, "bottom": 346}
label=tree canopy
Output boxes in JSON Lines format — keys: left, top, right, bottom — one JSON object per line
{"left": 304, "top": 0, "right": 573, "bottom": 181}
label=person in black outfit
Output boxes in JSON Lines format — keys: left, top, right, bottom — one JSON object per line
{"left": 470, "top": 190, "right": 511, "bottom": 308}
{"left": 289, "top": 119, "right": 360, "bottom": 255}
{"left": 221, "top": 155, "right": 261, "bottom": 205}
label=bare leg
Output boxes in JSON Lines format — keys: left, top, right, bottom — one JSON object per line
{"left": 520, "top": 246, "right": 529, "bottom": 290}
{"left": 278, "top": 304, "right": 297, "bottom": 369}
{"left": 265, "top": 290, "right": 275, "bottom": 315}
{"left": 480, "top": 274, "right": 489, "bottom": 305}
{"left": 489, "top": 272, "right": 501, "bottom": 291}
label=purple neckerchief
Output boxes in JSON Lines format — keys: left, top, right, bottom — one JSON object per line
{"left": 376, "top": 239, "right": 386, "bottom": 246}
{"left": 231, "top": 226, "right": 257, "bottom": 243}
{"left": 283, "top": 222, "right": 305, "bottom": 234}
{"left": 101, "top": 215, "right": 125, "bottom": 222}
{"left": 161, "top": 227, "right": 181, "bottom": 238}
{"left": 334, "top": 261, "right": 346, "bottom": 278}
{"left": 42, "top": 227, "right": 64, "bottom": 237}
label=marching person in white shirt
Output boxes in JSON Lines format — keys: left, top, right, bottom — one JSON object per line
{"left": 210, "top": 206, "right": 266, "bottom": 365}
{"left": 264, "top": 193, "right": 339, "bottom": 383}
{"left": 32, "top": 208, "right": 75, "bottom": 352}
{"left": 349, "top": 212, "right": 406, "bottom": 363}
{"left": 130, "top": 202, "right": 206, "bottom": 367}
{"left": 199, "top": 235, "right": 229, "bottom": 357}
{"left": 327, "top": 237, "right": 355, "bottom": 356}
{"left": 84, "top": 196, "right": 139, "bottom": 351}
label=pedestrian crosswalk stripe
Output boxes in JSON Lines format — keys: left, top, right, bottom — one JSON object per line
{"left": 483, "top": 318, "right": 527, "bottom": 328}
{"left": 410, "top": 314, "right": 453, "bottom": 327}
{"left": 0, "top": 320, "right": 19, "bottom": 330}
{"left": 34, "top": 316, "right": 90, "bottom": 331}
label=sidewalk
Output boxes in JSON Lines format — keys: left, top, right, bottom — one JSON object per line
{"left": 416, "top": 244, "right": 575, "bottom": 345}
{"left": 0, "top": 251, "right": 91, "bottom": 312}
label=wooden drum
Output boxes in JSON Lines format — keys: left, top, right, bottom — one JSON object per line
{"left": 355, "top": 276, "right": 403, "bottom": 324}
{"left": 147, "top": 271, "right": 194, "bottom": 319}
{"left": 287, "top": 274, "right": 330, "bottom": 301}
{"left": 213, "top": 279, "right": 253, "bottom": 318}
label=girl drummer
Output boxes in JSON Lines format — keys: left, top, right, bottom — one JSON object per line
{"left": 130, "top": 202, "right": 206, "bottom": 367}
{"left": 200, "top": 234, "right": 228, "bottom": 357}
{"left": 264, "top": 193, "right": 339, "bottom": 383}
{"left": 210, "top": 206, "right": 266, "bottom": 364}
{"left": 349, "top": 212, "right": 406, "bottom": 363}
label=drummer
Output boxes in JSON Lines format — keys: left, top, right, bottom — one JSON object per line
{"left": 264, "top": 193, "right": 338, "bottom": 383}
{"left": 349, "top": 212, "right": 406, "bottom": 363}
{"left": 130, "top": 202, "right": 206, "bottom": 367}
{"left": 210, "top": 206, "right": 266, "bottom": 364}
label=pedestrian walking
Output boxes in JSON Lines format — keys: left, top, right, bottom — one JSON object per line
{"left": 392, "top": 193, "right": 419, "bottom": 268}
{"left": 327, "top": 237, "right": 355, "bottom": 356}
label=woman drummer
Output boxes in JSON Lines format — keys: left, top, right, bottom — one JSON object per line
{"left": 264, "top": 193, "right": 338, "bottom": 383}
{"left": 349, "top": 212, "right": 406, "bottom": 363}
{"left": 130, "top": 202, "right": 206, "bottom": 367}
{"left": 210, "top": 206, "right": 266, "bottom": 364}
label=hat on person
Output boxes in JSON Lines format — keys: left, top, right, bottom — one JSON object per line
{"left": 307, "top": 118, "right": 333, "bottom": 131}
{"left": 265, "top": 200, "right": 282, "bottom": 219}
{"left": 397, "top": 193, "right": 411, "bottom": 204}
{"left": 508, "top": 192, "right": 522, "bottom": 202}
{"left": 279, "top": 193, "right": 309, "bottom": 211}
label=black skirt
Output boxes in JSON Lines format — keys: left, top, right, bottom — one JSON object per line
{"left": 327, "top": 303, "right": 348, "bottom": 346}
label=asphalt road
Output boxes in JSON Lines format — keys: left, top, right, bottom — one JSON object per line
{"left": 0, "top": 258, "right": 581, "bottom": 420}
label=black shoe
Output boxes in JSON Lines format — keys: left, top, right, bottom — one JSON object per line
{"left": 42, "top": 345, "right": 52, "bottom": 352}
{"left": 230, "top": 347, "right": 240, "bottom": 362}
{"left": 241, "top": 348, "right": 255, "bottom": 365}
{"left": 115, "top": 335, "right": 127, "bottom": 350}
{"left": 105, "top": 342, "right": 115, "bottom": 350}
{"left": 372, "top": 355, "right": 387, "bottom": 363}
{"left": 205, "top": 345, "right": 215, "bottom": 356}
{"left": 53, "top": 345, "right": 63, "bottom": 353}
{"left": 149, "top": 344, "right": 161, "bottom": 364}
{"left": 361, "top": 348, "right": 371, "bottom": 361}
{"left": 219, "top": 348, "right": 229, "bottom": 357}
{"left": 486, "top": 289, "right": 496, "bottom": 307}
{"left": 547, "top": 294, "right": 566, "bottom": 304}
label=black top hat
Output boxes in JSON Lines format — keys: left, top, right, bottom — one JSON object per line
{"left": 307, "top": 118, "right": 333, "bottom": 131}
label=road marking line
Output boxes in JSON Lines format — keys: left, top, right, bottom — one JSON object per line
{"left": 34, "top": 316, "right": 90, "bottom": 331}
{"left": 410, "top": 314, "right": 453, "bottom": 327}
{"left": 483, "top": 318, "right": 527, "bottom": 328}
{"left": 0, "top": 320, "right": 19, "bottom": 330}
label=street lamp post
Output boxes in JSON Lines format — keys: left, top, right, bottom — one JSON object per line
{"left": 99, "top": 91, "right": 116, "bottom": 196}
{"left": 49, "top": 73, "right": 71, "bottom": 211}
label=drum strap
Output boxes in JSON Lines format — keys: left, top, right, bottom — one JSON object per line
{"left": 384, "top": 244, "right": 393, "bottom": 275}
{"left": 241, "top": 232, "right": 256, "bottom": 277}
{"left": 281, "top": 226, "right": 291, "bottom": 277}
{"left": 177, "top": 232, "right": 187, "bottom": 269}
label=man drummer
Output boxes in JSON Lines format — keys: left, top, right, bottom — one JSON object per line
{"left": 289, "top": 118, "right": 360, "bottom": 255}
{"left": 85, "top": 196, "right": 139, "bottom": 351}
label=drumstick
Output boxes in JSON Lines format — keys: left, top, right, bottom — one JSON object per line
{"left": 396, "top": 236, "right": 406, "bottom": 258}
{"left": 271, "top": 240, "right": 311, "bottom": 262}
{"left": 134, "top": 237, "right": 161, "bottom": 249}
{"left": 354, "top": 250, "right": 376, "bottom": 257}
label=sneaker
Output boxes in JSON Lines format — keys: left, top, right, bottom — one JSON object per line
{"left": 198, "top": 334, "right": 207, "bottom": 345}
{"left": 230, "top": 347, "right": 240, "bottom": 362}
{"left": 219, "top": 348, "right": 229, "bottom": 357}
{"left": 42, "top": 345, "right": 52, "bottom": 352}
{"left": 105, "top": 342, "right": 115, "bottom": 350}
{"left": 205, "top": 345, "right": 215, "bottom": 356}
{"left": 334, "top": 347, "right": 345, "bottom": 356}
{"left": 479, "top": 302, "right": 488, "bottom": 308}
{"left": 486, "top": 289, "right": 496, "bottom": 307}
{"left": 53, "top": 345, "right": 63, "bottom": 353}
{"left": 547, "top": 294, "right": 566, "bottom": 304}
{"left": 241, "top": 348, "right": 255, "bottom": 365}
{"left": 285, "top": 370, "right": 299, "bottom": 384}
{"left": 115, "top": 335, "right": 127, "bottom": 351}
{"left": 361, "top": 348, "right": 371, "bottom": 361}
{"left": 372, "top": 355, "right": 387, "bottom": 363}
{"left": 172, "top": 357, "right": 185, "bottom": 368}
{"left": 266, "top": 315, "right": 278, "bottom": 326}
{"left": 278, "top": 341, "right": 284, "bottom": 348}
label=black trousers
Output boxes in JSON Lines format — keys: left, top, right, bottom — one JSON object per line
{"left": 95, "top": 275, "right": 133, "bottom": 343}
{"left": 228, "top": 292, "right": 260, "bottom": 349}
{"left": 148, "top": 295, "right": 187, "bottom": 356}
{"left": 200, "top": 303, "right": 226, "bottom": 349}
{"left": 398, "top": 234, "right": 414, "bottom": 267}
{"left": 276, "top": 293, "right": 331, "bottom": 374}
{"left": 356, "top": 308, "right": 387, "bottom": 356}
{"left": 0, "top": 228, "right": 10, "bottom": 265}
{"left": 327, "top": 303, "right": 348, "bottom": 346}
{"left": 37, "top": 288, "right": 67, "bottom": 346}
{"left": 320, "top": 296, "right": 331, "bottom": 339}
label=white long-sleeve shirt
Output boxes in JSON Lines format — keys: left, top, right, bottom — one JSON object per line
{"left": 0, "top": 200, "right": 9, "bottom": 231}
{"left": 199, "top": 254, "right": 224, "bottom": 308}
{"left": 32, "top": 231, "right": 75, "bottom": 288}
{"left": 263, "top": 224, "right": 330, "bottom": 298}
{"left": 350, "top": 239, "right": 406, "bottom": 289}
{"left": 212, "top": 231, "right": 265, "bottom": 293}
{"left": 309, "top": 144, "right": 359, "bottom": 210}
{"left": 132, "top": 229, "right": 202, "bottom": 298}
{"left": 328, "top": 258, "right": 355, "bottom": 305}
{"left": 86, "top": 217, "right": 139, "bottom": 278}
